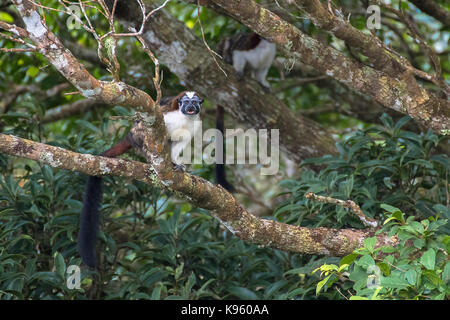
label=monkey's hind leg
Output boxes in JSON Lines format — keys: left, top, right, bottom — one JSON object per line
{"left": 232, "top": 51, "right": 247, "bottom": 81}
{"left": 254, "top": 68, "right": 271, "bottom": 93}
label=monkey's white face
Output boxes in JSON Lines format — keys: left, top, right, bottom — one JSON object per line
{"left": 178, "top": 92, "right": 203, "bottom": 116}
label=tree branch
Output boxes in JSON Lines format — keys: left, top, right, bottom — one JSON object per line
{"left": 7, "top": 0, "right": 155, "bottom": 113}
{"left": 408, "top": 0, "right": 450, "bottom": 27}
{"left": 205, "top": 0, "right": 450, "bottom": 134}
{"left": 41, "top": 98, "right": 104, "bottom": 124}
{"left": 305, "top": 192, "right": 379, "bottom": 228}
{"left": 130, "top": 0, "right": 338, "bottom": 162}
{"left": 0, "top": 0, "right": 401, "bottom": 258}
{"left": 0, "top": 133, "right": 399, "bottom": 256}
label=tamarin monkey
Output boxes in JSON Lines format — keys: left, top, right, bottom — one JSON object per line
{"left": 215, "top": 32, "right": 276, "bottom": 191}
{"left": 78, "top": 91, "right": 203, "bottom": 268}
{"left": 217, "top": 32, "right": 276, "bottom": 93}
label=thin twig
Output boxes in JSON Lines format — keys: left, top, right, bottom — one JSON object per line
{"left": 136, "top": 33, "right": 162, "bottom": 106}
{"left": 195, "top": 0, "right": 227, "bottom": 76}
{"left": 305, "top": 192, "right": 379, "bottom": 228}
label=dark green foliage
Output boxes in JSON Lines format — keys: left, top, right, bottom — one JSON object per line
{"left": 1, "top": 114, "right": 448, "bottom": 300}
{"left": 276, "top": 115, "right": 449, "bottom": 232}
{"left": 0, "top": 1, "right": 448, "bottom": 300}
{"left": 276, "top": 115, "right": 449, "bottom": 299}
{"left": 314, "top": 210, "right": 449, "bottom": 300}
{"left": 0, "top": 162, "right": 331, "bottom": 299}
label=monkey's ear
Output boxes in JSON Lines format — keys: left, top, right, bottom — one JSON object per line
{"left": 177, "top": 97, "right": 182, "bottom": 105}
{"left": 200, "top": 98, "right": 204, "bottom": 104}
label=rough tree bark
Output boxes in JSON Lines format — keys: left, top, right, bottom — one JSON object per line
{"left": 408, "top": 0, "right": 450, "bottom": 27}
{"left": 201, "top": 0, "right": 449, "bottom": 134}
{"left": 0, "top": 133, "right": 399, "bottom": 257}
{"left": 107, "top": 0, "right": 337, "bottom": 162}
{"left": 0, "top": 0, "right": 400, "bottom": 258}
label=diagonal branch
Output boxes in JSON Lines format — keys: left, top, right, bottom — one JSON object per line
{"left": 129, "top": 0, "right": 338, "bottom": 163}
{"left": 285, "top": 0, "right": 407, "bottom": 77}
{"left": 408, "top": 0, "right": 450, "bottom": 27}
{"left": 281, "top": 0, "right": 448, "bottom": 95}
{"left": 0, "top": 133, "right": 399, "bottom": 256}
{"left": 206, "top": 0, "right": 450, "bottom": 134}
{"left": 306, "top": 192, "right": 379, "bottom": 228}
{"left": 7, "top": 0, "right": 155, "bottom": 113}
{"left": 41, "top": 98, "right": 104, "bottom": 124}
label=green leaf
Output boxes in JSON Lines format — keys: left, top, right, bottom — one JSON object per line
{"left": 340, "top": 253, "right": 358, "bottom": 267}
{"left": 26, "top": 66, "right": 39, "bottom": 78}
{"left": 393, "top": 116, "right": 411, "bottom": 133}
{"left": 349, "top": 296, "right": 369, "bottom": 300}
{"left": 383, "top": 177, "right": 393, "bottom": 189}
{"left": 112, "top": 106, "right": 131, "bottom": 116}
{"left": 380, "top": 113, "right": 394, "bottom": 129}
{"left": 376, "top": 262, "right": 390, "bottom": 276}
{"left": 430, "top": 155, "right": 450, "bottom": 170}
{"left": 355, "top": 255, "right": 375, "bottom": 269}
{"left": 380, "top": 276, "right": 410, "bottom": 289}
{"left": 174, "top": 262, "right": 184, "bottom": 280}
{"left": 422, "top": 270, "right": 441, "bottom": 287}
{"left": 413, "top": 238, "right": 426, "bottom": 249}
{"left": 420, "top": 249, "right": 436, "bottom": 270}
{"left": 316, "top": 275, "right": 331, "bottom": 295}
{"left": 53, "top": 252, "right": 66, "bottom": 280}
{"left": 75, "top": 119, "right": 100, "bottom": 133}
{"left": 0, "top": 11, "right": 14, "bottom": 23}
{"left": 383, "top": 216, "right": 400, "bottom": 225}
{"left": 406, "top": 159, "right": 433, "bottom": 169}
{"left": 442, "top": 263, "right": 450, "bottom": 284}
{"left": 345, "top": 175, "right": 354, "bottom": 197}
{"left": 273, "top": 203, "right": 301, "bottom": 216}
{"left": 405, "top": 270, "right": 417, "bottom": 286}
{"left": 363, "top": 237, "right": 377, "bottom": 252}
{"left": 409, "top": 221, "right": 424, "bottom": 234}
{"left": 184, "top": 272, "right": 196, "bottom": 296}
{"left": 380, "top": 246, "right": 396, "bottom": 254}
{"left": 151, "top": 285, "right": 162, "bottom": 300}
{"left": 227, "top": 286, "right": 258, "bottom": 300}
{"left": 380, "top": 204, "right": 401, "bottom": 214}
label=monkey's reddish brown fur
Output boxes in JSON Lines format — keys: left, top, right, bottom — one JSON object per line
{"left": 101, "top": 138, "right": 132, "bottom": 157}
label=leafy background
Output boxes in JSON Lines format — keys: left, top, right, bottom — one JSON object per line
{"left": 0, "top": 0, "right": 449, "bottom": 299}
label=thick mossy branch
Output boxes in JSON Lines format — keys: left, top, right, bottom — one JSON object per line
{"left": 207, "top": 0, "right": 450, "bottom": 134}
{"left": 0, "top": 133, "right": 399, "bottom": 256}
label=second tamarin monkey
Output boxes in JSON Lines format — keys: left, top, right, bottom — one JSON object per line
{"left": 78, "top": 91, "right": 203, "bottom": 268}
{"left": 217, "top": 32, "right": 276, "bottom": 92}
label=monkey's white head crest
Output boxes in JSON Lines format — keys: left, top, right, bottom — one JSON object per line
{"left": 185, "top": 91, "right": 196, "bottom": 99}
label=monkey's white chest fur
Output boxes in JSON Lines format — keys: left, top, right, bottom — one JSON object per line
{"left": 164, "top": 110, "right": 201, "bottom": 164}
{"left": 232, "top": 39, "right": 276, "bottom": 87}
{"left": 235, "top": 39, "right": 276, "bottom": 69}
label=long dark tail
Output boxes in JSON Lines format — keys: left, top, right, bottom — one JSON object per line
{"left": 215, "top": 105, "right": 234, "bottom": 192}
{"left": 78, "top": 137, "right": 133, "bottom": 268}
{"left": 78, "top": 176, "right": 102, "bottom": 268}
